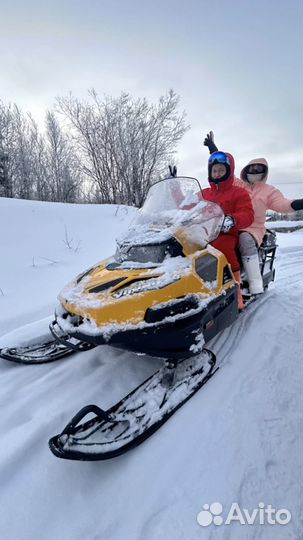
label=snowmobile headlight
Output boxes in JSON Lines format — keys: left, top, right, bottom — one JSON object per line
{"left": 112, "top": 275, "right": 181, "bottom": 298}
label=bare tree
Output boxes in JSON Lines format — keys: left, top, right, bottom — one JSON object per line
{"left": 45, "top": 111, "right": 82, "bottom": 202}
{"left": 56, "top": 89, "right": 189, "bottom": 205}
{"left": 0, "top": 101, "right": 14, "bottom": 197}
{"left": 0, "top": 89, "right": 189, "bottom": 206}
{"left": 0, "top": 101, "right": 83, "bottom": 203}
{"left": 0, "top": 103, "right": 43, "bottom": 200}
{"left": 11, "top": 106, "right": 36, "bottom": 199}
{"left": 28, "top": 118, "right": 50, "bottom": 201}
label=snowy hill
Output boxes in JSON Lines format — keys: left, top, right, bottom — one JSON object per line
{"left": 0, "top": 198, "right": 136, "bottom": 338}
{"left": 0, "top": 197, "right": 302, "bottom": 540}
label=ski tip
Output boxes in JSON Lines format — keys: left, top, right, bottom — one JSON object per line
{"left": 0, "top": 342, "right": 75, "bottom": 364}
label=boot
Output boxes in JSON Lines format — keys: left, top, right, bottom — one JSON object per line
{"left": 242, "top": 255, "right": 264, "bottom": 294}
{"left": 233, "top": 270, "right": 244, "bottom": 311}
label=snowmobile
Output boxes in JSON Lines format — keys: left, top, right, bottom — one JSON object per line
{"left": 0, "top": 176, "right": 277, "bottom": 461}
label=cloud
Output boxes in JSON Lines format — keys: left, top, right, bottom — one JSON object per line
{"left": 0, "top": 0, "right": 301, "bottom": 190}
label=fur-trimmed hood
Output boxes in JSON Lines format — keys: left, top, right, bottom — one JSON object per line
{"left": 240, "top": 158, "right": 269, "bottom": 184}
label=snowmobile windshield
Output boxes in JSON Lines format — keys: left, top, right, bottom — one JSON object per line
{"left": 115, "top": 177, "right": 224, "bottom": 265}
{"left": 131, "top": 177, "right": 224, "bottom": 245}
{"left": 139, "top": 177, "right": 202, "bottom": 217}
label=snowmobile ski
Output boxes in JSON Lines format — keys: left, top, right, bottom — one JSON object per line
{"left": 49, "top": 348, "right": 217, "bottom": 461}
{"left": 0, "top": 340, "right": 75, "bottom": 365}
{"left": 0, "top": 321, "right": 96, "bottom": 364}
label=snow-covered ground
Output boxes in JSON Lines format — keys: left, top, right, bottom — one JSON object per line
{"left": 266, "top": 220, "right": 303, "bottom": 233}
{"left": 267, "top": 220, "right": 303, "bottom": 229}
{"left": 0, "top": 197, "right": 302, "bottom": 540}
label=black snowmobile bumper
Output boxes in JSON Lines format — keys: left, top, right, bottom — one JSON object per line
{"left": 52, "top": 287, "right": 238, "bottom": 360}
{"left": 49, "top": 320, "right": 96, "bottom": 352}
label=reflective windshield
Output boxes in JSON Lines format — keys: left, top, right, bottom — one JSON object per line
{"left": 117, "top": 177, "right": 224, "bottom": 260}
{"left": 139, "top": 176, "right": 202, "bottom": 217}
{"left": 124, "top": 177, "right": 224, "bottom": 247}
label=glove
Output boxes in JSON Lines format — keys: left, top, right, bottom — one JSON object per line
{"left": 291, "top": 199, "right": 303, "bottom": 211}
{"left": 203, "top": 131, "right": 218, "bottom": 154}
{"left": 168, "top": 165, "right": 177, "bottom": 178}
{"left": 221, "top": 215, "right": 235, "bottom": 233}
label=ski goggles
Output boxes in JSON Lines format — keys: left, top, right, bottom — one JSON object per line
{"left": 208, "top": 151, "right": 230, "bottom": 166}
{"left": 247, "top": 163, "right": 266, "bottom": 174}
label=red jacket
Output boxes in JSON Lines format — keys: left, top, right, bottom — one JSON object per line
{"left": 201, "top": 153, "right": 254, "bottom": 238}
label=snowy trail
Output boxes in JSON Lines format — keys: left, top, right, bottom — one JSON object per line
{"left": 0, "top": 265, "right": 301, "bottom": 540}
{"left": 0, "top": 198, "right": 302, "bottom": 540}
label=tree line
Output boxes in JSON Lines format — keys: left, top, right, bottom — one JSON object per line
{"left": 0, "top": 90, "right": 188, "bottom": 205}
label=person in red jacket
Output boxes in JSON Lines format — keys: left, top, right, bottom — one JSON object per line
{"left": 202, "top": 151, "right": 254, "bottom": 309}
{"left": 204, "top": 131, "right": 303, "bottom": 294}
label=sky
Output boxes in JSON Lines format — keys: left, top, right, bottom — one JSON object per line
{"left": 0, "top": 0, "right": 302, "bottom": 194}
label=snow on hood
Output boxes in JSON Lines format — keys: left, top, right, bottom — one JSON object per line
{"left": 148, "top": 255, "right": 191, "bottom": 276}
{"left": 56, "top": 291, "right": 217, "bottom": 341}
{"left": 58, "top": 255, "right": 192, "bottom": 312}
{"left": 58, "top": 275, "right": 107, "bottom": 310}
{"left": 240, "top": 157, "right": 269, "bottom": 184}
